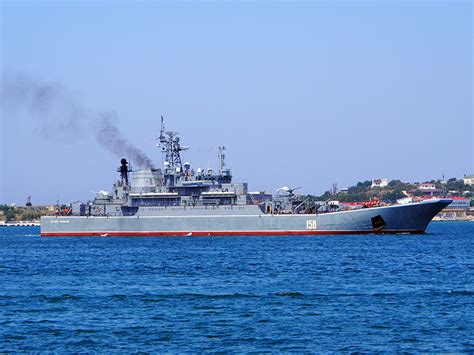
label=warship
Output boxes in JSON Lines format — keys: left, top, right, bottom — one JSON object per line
{"left": 41, "top": 118, "right": 451, "bottom": 236}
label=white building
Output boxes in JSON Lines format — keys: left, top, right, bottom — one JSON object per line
{"left": 446, "top": 197, "right": 471, "bottom": 210}
{"left": 419, "top": 182, "right": 436, "bottom": 191}
{"left": 371, "top": 178, "right": 389, "bottom": 188}
{"left": 463, "top": 174, "right": 474, "bottom": 186}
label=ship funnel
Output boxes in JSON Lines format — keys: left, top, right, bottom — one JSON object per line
{"left": 119, "top": 158, "right": 130, "bottom": 186}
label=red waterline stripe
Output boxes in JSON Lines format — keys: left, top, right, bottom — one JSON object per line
{"left": 41, "top": 229, "right": 424, "bottom": 237}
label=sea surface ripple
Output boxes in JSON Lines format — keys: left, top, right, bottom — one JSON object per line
{"left": 1, "top": 222, "right": 473, "bottom": 352}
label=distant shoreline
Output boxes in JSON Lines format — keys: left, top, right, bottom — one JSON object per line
{"left": 0, "top": 222, "right": 40, "bottom": 227}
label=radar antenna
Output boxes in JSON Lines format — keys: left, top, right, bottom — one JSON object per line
{"left": 156, "top": 116, "right": 189, "bottom": 170}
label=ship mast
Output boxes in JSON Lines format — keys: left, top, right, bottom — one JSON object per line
{"left": 157, "top": 116, "right": 188, "bottom": 171}
{"left": 218, "top": 146, "right": 226, "bottom": 175}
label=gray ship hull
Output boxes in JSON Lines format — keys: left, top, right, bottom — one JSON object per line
{"left": 41, "top": 198, "right": 451, "bottom": 236}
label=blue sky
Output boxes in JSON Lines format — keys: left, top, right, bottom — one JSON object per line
{"left": 1, "top": 0, "right": 472, "bottom": 205}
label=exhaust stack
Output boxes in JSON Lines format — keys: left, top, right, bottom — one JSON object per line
{"left": 119, "top": 158, "right": 130, "bottom": 186}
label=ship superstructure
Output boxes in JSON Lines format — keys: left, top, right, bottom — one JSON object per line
{"left": 41, "top": 118, "right": 452, "bottom": 236}
{"left": 80, "top": 117, "right": 264, "bottom": 218}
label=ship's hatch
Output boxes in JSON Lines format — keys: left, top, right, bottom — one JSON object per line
{"left": 121, "top": 206, "right": 139, "bottom": 216}
{"left": 371, "top": 215, "right": 386, "bottom": 231}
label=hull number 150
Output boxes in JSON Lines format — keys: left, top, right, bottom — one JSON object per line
{"left": 306, "top": 220, "right": 317, "bottom": 230}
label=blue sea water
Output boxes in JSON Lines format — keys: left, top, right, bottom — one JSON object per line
{"left": 1, "top": 222, "right": 473, "bottom": 352}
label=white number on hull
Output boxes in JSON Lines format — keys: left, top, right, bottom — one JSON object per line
{"left": 306, "top": 220, "right": 317, "bottom": 230}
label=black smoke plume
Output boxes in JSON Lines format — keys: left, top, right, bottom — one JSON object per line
{"left": 1, "top": 74, "right": 153, "bottom": 168}
{"left": 97, "top": 111, "right": 153, "bottom": 168}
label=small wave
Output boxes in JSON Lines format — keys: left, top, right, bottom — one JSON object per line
{"left": 446, "top": 290, "right": 474, "bottom": 296}
{"left": 146, "top": 293, "right": 258, "bottom": 300}
{"left": 123, "top": 325, "right": 146, "bottom": 331}
{"left": 205, "top": 293, "right": 256, "bottom": 299}
{"left": 16, "top": 308, "right": 42, "bottom": 314}
{"left": 370, "top": 324, "right": 391, "bottom": 329}
{"left": 69, "top": 339, "right": 98, "bottom": 347}
{"left": 112, "top": 326, "right": 146, "bottom": 336}
{"left": 193, "top": 304, "right": 225, "bottom": 311}
{"left": 4, "top": 334, "right": 27, "bottom": 341}
{"left": 39, "top": 328, "right": 62, "bottom": 336}
{"left": 234, "top": 337, "right": 257, "bottom": 343}
{"left": 175, "top": 293, "right": 258, "bottom": 299}
{"left": 110, "top": 294, "right": 128, "bottom": 301}
{"left": 47, "top": 307, "right": 68, "bottom": 312}
{"left": 371, "top": 292, "right": 398, "bottom": 297}
{"left": 74, "top": 329, "right": 97, "bottom": 334}
{"left": 39, "top": 294, "right": 81, "bottom": 303}
{"left": 276, "top": 292, "right": 304, "bottom": 297}
{"left": 146, "top": 331, "right": 173, "bottom": 342}
{"left": 142, "top": 296, "right": 162, "bottom": 303}
{"left": 0, "top": 295, "right": 17, "bottom": 300}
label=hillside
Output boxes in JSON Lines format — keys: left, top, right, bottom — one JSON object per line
{"left": 309, "top": 178, "right": 473, "bottom": 203}
{"left": 0, "top": 205, "right": 53, "bottom": 223}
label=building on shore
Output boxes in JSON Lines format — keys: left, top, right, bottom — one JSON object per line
{"left": 463, "top": 174, "right": 474, "bottom": 186}
{"left": 418, "top": 182, "right": 439, "bottom": 196}
{"left": 419, "top": 196, "right": 470, "bottom": 210}
{"left": 444, "top": 197, "right": 471, "bottom": 210}
{"left": 426, "top": 196, "right": 473, "bottom": 221}
{"left": 371, "top": 178, "right": 389, "bottom": 188}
